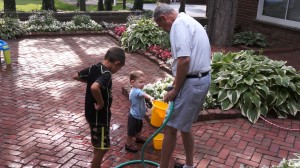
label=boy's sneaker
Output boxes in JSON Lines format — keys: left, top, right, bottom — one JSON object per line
{"left": 174, "top": 163, "right": 184, "bottom": 168}
{"left": 174, "top": 163, "right": 194, "bottom": 168}
{"left": 125, "top": 144, "right": 138, "bottom": 153}
{"left": 135, "top": 137, "right": 146, "bottom": 144}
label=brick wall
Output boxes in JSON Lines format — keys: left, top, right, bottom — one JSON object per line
{"left": 236, "top": 0, "right": 300, "bottom": 48}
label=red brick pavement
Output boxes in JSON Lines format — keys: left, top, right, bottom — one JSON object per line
{"left": 0, "top": 35, "right": 300, "bottom": 168}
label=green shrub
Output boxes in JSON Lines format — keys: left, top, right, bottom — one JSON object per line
{"left": 72, "top": 14, "right": 91, "bottom": 26}
{"left": 121, "top": 19, "right": 170, "bottom": 52}
{"left": 63, "top": 14, "right": 102, "bottom": 31}
{"left": 233, "top": 31, "right": 269, "bottom": 48}
{"left": 210, "top": 50, "right": 300, "bottom": 123}
{"left": 0, "top": 17, "right": 27, "bottom": 39}
{"left": 23, "top": 10, "right": 62, "bottom": 32}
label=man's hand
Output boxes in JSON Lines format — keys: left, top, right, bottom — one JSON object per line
{"left": 163, "top": 89, "right": 178, "bottom": 102}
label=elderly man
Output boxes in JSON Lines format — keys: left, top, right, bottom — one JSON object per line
{"left": 153, "top": 3, "right": 211, "bottom": 168}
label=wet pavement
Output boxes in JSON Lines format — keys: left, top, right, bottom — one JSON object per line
{"left": 0, "top": 34, "right": 300, "bottom": 168}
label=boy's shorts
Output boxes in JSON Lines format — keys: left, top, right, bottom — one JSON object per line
{"left": 89, "top": 123, "right": 110, "bottom": 150}
{"left": 127, "top": 113, "right": 143, "bottom": 137}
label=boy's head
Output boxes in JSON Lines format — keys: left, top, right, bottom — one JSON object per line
{"left": 130, "top": 70, "right": 145, "bottom": 89}
{"left": 104, "top": 47, "right": 126, "bottom": 74}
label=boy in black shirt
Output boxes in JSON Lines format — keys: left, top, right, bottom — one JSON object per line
{"left": 73, "top": 47, "right": 125, "bottom": 168}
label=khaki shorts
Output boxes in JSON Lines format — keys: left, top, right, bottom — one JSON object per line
{"left": 167, "top": 74, "right": 211, "bottom": 132}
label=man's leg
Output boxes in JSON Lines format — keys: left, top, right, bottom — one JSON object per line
{"left": 91, "top": 148, "right": 107, "bottom": 168}
{"left": 181, "top": 131, "right": 194, "bottom": 166}
{"left": 159, "top": 126, "right": 178, "bottom": 168}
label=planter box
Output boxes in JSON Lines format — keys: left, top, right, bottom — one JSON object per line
{"left": 1, "top": 10, "right": 143, "bottom": 24}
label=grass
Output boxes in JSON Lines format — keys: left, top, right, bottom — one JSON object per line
{"left": 0, "top": 0, "right": 155, "bottom": 12}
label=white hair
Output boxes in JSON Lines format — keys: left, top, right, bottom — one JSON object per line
{"left": 153, "top": 3, "right": 176, "bottom": 21}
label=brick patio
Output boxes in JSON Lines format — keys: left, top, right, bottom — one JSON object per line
{"left": 0, "top": 34, "right": 300, "bottom": 168}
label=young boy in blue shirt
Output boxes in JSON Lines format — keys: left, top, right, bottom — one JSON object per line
{"left": 125, "top": 70, "right": 154, "bottom": 153}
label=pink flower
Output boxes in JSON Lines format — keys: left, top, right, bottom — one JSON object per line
{"left": 114, "top": 25, "right": 126, "bottom": 36}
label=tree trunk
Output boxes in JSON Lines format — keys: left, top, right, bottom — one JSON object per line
{"left": 123, "top": 0, "right": 126, "bottom": 10}
{"left": 206, "top": 0, "right": 238, "bottom": 46}
{"left": 132, "top": 0, "right": 143, "bottom": 10}
{"left": 80, "top": 0, "right": 86, "bottom": 11}
{"left": 158, "top": 0, "right": 170, "bottom": 4}
{"left": 98, "top": 0, "right": 104, "bottom": 11}
{"left": 105, "top": 0, "right": 112, "bottom": 11}
{"left": 179, "top": 0, "right": 185, "bottom": 13}
{"left": 42, "top": 0, "right": 56, "bottom": 11}
{"left": 4, "top": 0, "right": 16, "bottom": 15}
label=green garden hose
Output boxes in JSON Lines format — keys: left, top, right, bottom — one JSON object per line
{"left": 115, "top": 101, "right": 174, "bottom": 168}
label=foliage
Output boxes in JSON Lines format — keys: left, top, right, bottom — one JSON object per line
{"left": 233, "top": 31, "right": 269, "bottom": 48}
{"left": 121, "top": 19, "right": 170, "bottom": 52}
{"left": 126, "top": 12, "right": 153, "bottom": 27}
{"left": 114, "top": 25, "right": 126, "bottom": 36}
{"left": 269, "top": 153, "right": 300, "bottom": 168}
{"left": 210, "top": 50, "right": 300, "bottom": 123}
{"left": 99, "top": 21, "right": 118, "bottom": 30}
{"left": 143, "top": 76, "right": 173, "bottom": 100}
{"left": 23, "top": 10, "right": 62, "bottom": 32}
{"left": 0, "top": 17, "right": 27, "bottom": 39}
{"left": 143, "top": 76, "right": 215, "bottom": 109}
{"left": 72, "top": 14, "right": 91, "bottom": 26}
{"left": 63, "top": 14, "right": 102, "bottom": 31}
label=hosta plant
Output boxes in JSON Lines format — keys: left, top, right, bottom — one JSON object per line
{"left": 63, "top": 14, "right": 102, "bottom": 31}
{"left": 23, "top": 10, "right": 62, "bottom": 32}
{"left": 121, "top": 19, "right": 170, "bottom": 52}
{"left": 233, "top": 31, "right": 269, "bottom": 48}
{"left": 210, "top": 50, "right": 300, "bottom": 123}
{"left": 0, "top": 17, "right": 27, "bottom": 39}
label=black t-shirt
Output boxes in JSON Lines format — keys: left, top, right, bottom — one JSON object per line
{"left": 78, "top": 63, "right": 112, "bottom": 126}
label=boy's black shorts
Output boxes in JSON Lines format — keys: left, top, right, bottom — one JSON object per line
{"left": 89, "top": 123, "right": 110, "bottom": 150}
{"left": 127, "top": 113, "right": 143, "bottom": 137}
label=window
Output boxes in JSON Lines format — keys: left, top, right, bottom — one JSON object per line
{"left": 257, "top": 0, "right": 300, "bottom": 29}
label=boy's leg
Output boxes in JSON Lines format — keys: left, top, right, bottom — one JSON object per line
{"left": 159, "top": 125, "right": 178, "bottom": 168}
{"left": 89, "top": 123, "right": 111, "bottom": 167}
{"left": 91, "top": 148, "right": 108, "bottom": 168}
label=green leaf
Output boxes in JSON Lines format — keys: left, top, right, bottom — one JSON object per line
{"left": 227, "top": 90, "right": 240, "bottom": 105}
{"left": 273, "top": 107, "right": 287, "bottom": 118}
{"left": 221, "top": 98, "right": 234, "bottom": 110}
{"left": 253, "top": 74, "right": 268, "bottom": 82}
{"left": 243, "top": 92, "right": 252, "bottom": 107}
{"left": 287, "top": 100, "right": 298, "bottom": 116}
{"left": 244, "top": 75, "right": 254, "bottom": 85}
{"left": 212, "top": 52, "right": 223, "bottom": 62}
{"left": 218, "top": 90, "right": 227, "bottom": 102}
{"left": 265, "top": 91, "right": 276, "bottom": 106}
{"left": 260, "top": 104, "right": 268, "bottom": 116}
{"left": 250, "top": 93, "right": 261, "bottom": 108}
{"left": 246, "top": 106, "right": 260, "bottom": 123}
{"left": 256, "top": 85, "right": 269, "bottom": 99}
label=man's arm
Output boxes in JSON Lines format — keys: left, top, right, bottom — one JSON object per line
{"left": 164, "top": 56, "right": 190, "bottom": 102}
{"left": 91, "top": 82, "right": 104, "bottom": 110}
